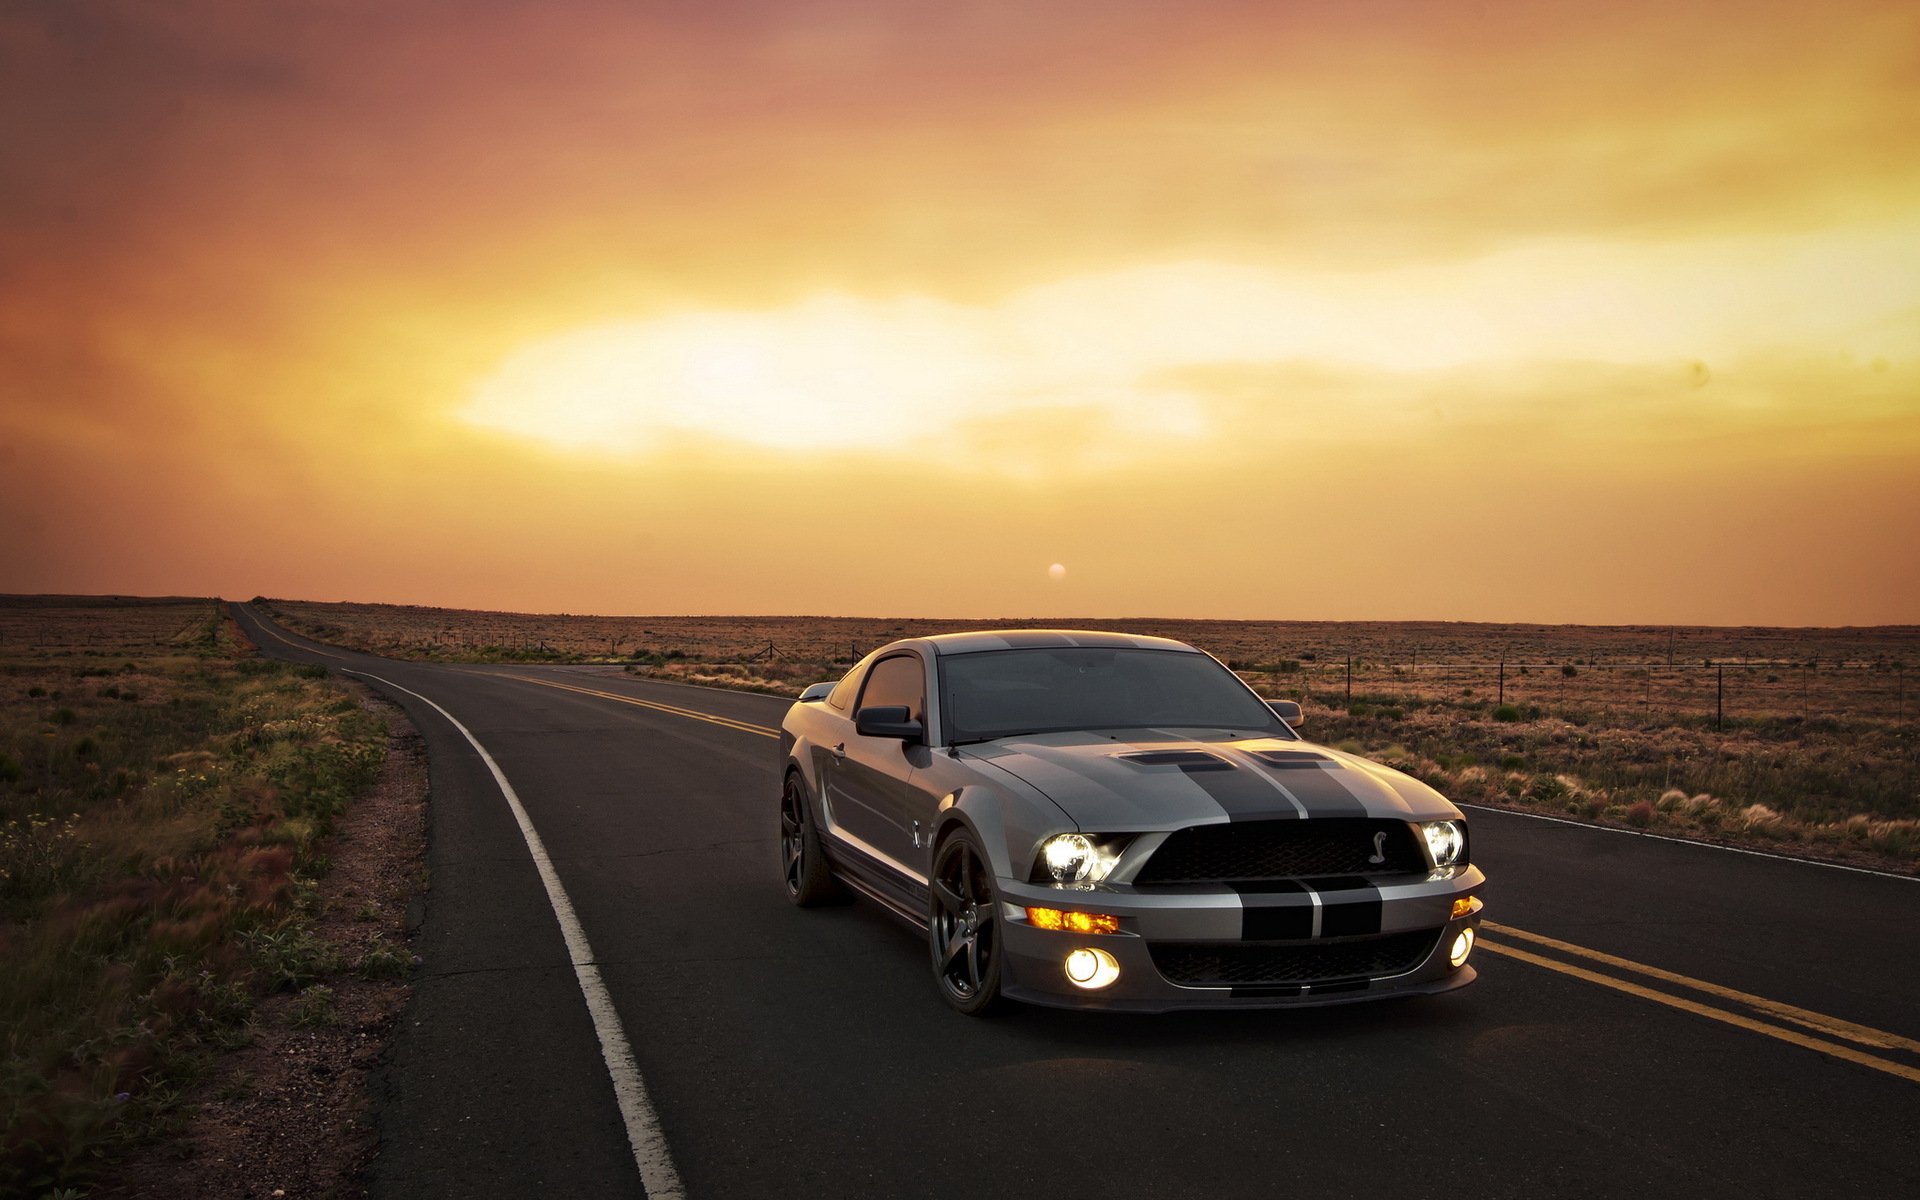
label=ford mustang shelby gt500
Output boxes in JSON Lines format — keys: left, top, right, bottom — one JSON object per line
{"left": 778, "top": 630, "right": 1484, "bottom": 1014}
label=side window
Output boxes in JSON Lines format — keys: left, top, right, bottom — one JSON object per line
{"left": 857, "top": 655, "right": 925, "bottom": 723}
{"left": 826, "top": 666, "right": 861, "bottom": 711}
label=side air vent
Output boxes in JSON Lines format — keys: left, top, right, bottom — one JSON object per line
{"left": 1116, "top": 750, "right": 1233, "bottom": 771}
{"left": 1248, "top": 750, "right": 1339, "bottom": 769}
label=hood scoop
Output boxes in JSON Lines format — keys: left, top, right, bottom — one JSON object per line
{"left": 1115, "top": 749, "right": 1233, "bottom": 771}
{"left": 1249, "top": 749, "right": 1340, "bottom": 769}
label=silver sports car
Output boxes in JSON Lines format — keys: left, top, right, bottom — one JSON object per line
{"left": 778, "top": 630, "right": 1484, "bottom": 1014}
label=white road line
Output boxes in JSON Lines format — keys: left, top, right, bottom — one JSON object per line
{"left": 1459, "top": 802, "right": 1920, "bottom": 883}
{"left": 347, "top": 670, "right": 685, "bottom": 1199}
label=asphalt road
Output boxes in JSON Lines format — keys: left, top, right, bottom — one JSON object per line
{"left": 231, "top": 604, "right": 1920, "bottom": 1199}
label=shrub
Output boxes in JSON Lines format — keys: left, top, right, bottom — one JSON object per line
{"left": 1525, "top": 774, "right": 1571, "bottom": 803}
{"left": 289, "top": 984, "right": 338, "bottom": 1028}
{"left": 240, "top": 926, "right": 341, "bottom": 990}
{"left": 1562, "top": 664, "right": 1578, "bottom": 677}
{"left": 1625, "top": 800, "right": 1656, "bottom": 827}
{"left": 1493, "top": 705, "right": 1521, "bottom": 722}
{"left": 355, "top": 937, "right": 413, "bottom": 980}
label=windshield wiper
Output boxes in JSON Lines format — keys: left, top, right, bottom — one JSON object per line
{"left": 947, "top": 731, "right": 1043, "bottom": 747}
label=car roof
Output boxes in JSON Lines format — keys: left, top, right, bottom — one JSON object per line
{"left": 908, "top": 629, "right": 1200, "bottom": 656}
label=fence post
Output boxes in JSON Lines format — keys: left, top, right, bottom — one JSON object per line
{"left": 1346, "top": 657, "right": 1353, "bottom": 702}
{"left": 1497, "top": 659, "right": 1505, "bottom": 706}
{"left": 1716, "top": 663, "right": 1724, "bottom": 731}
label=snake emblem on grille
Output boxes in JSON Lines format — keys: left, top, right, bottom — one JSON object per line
{"left": 1367, "top": 831, "right": 1388, "bottom": 865}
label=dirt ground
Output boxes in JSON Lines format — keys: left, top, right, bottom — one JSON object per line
{"left": 97, "top": 688, "right": 428, "bottom": 1200}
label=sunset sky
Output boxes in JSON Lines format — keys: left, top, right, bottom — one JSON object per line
{"left": 3, "top": 0, "right": 1916, "bottom": 624}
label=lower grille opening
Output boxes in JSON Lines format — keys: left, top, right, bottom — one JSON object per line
{"left": 1150, "top": 929, "right": 1442, "bottom": 987}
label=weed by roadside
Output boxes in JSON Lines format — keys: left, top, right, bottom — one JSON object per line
{"left": 1304, "top": 693, "right": 1919, "bottom": 871}
{"left": 0, "top": 598, "right": 389, "bottom": 1194}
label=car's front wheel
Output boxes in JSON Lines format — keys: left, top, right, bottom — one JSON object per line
{"left": 928, "top": 831, "right": 1006, "bottom": 1015}
{"left": 780, "top": 773, "right": 841, "bottom": 906}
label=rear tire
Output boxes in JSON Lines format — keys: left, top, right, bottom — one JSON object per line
{"left": 780, "top": 773, "right": 842, "bottom": 906}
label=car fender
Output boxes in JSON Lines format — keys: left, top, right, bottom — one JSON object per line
{"left": 931, "top": 774, "right": 1070, "bottom": 887}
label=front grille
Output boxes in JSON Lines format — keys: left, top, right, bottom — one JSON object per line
{"left": 1134, "top": 819, "right": 1426, "bottom": 884}
{"left": 1152, "top": 929, "right": 1441, "bottom": 987}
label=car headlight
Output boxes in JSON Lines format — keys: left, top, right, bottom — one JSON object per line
{"left": 1035, "top": 833, "right": 1125, "bottom": 884}
{"left": 1421, "top": 820, "right": 1467, "bottom": 867}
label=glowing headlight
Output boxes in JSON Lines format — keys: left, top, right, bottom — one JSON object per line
{"left": 1063, "top": 947, "right": 1121, "bottom": 989}
{"left": 1449, "top": 927, "right": 1475, "bottom": 968}
{"left": 1040, "top": 833, "right": 1098, "bottom": 882}
{"left": 1421, "top": 820, "right": 1467, "bottom": 867}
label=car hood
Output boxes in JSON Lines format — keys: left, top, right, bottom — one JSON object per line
{"left": 962, "top": 732, "right": 1460, "bottom": 830}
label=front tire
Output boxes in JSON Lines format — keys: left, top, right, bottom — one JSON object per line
{"left": 928, "top": 832, "right": 1007, "bottom": 1015}
{"left": 780, "top": 773, "right": 841, "bottom": 906}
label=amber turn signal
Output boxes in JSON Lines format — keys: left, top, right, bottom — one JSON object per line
{"left": 1026, "top": 906, "right": 1120, "bottom": 935}
{"left": 1451, "top": 896, "right": 1477, "bottom": 919}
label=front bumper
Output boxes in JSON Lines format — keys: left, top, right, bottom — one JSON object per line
{"left": 997, "top": 866, "right": 1485, "bottom": 1012}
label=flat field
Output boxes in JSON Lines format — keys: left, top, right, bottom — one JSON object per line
{"left": 262, "top": 598, "right": 1919, "bottom": 873}
{"left": 0, "top": 596, "right": 392, "bottom": 1193}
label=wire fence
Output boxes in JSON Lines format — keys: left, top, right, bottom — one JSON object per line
{"left": 1247, "top": 658, "right": 1910, "bottom": 728}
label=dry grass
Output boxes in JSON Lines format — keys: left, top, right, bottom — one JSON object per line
{"left": 261, "top": 598, "right": 1919, "bottom": 873}
{"left": 0, "top": 597, "right": 389, "bottom": 1195}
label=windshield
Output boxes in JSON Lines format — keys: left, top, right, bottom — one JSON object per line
{"left": 939, "top": 647, "right": 1286, "bottom": 743}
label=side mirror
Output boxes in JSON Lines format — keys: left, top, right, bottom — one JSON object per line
{"left": 855, "top": 705, "right": 924, "bottom": 742}
{"left": 798, "top": 682, "right": 834, "bottom": 703}
{"left": 1267, "top": 699, "right": 1305, "bottom": 726}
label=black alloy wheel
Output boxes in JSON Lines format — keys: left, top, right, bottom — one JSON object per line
{"left": 780, "top": 773, "right": 840, "bottom": 905}
{"left": 929, "top": 833, "right": 1006, "bottom": 1015}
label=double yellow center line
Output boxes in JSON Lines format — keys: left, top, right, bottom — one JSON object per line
{"left": 487, "top": 673, "right": 781, "bottom": 739}
{"left": 489, "top": 669, "right": 1920, "bottom": 1088}
{"left": 1479, "top": 922, "right": 1920, "bottom": 1085}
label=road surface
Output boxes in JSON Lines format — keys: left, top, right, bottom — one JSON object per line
{"left": 231, "top": 604, "right": 1920, "bottom": 1199}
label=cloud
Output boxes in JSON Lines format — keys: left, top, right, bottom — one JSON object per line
{"left": 460, "top": 221, "right": 1920, "bottom": 456}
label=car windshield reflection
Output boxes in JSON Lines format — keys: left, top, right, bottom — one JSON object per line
{"left": 940, "top": 647, "right": 1284, "bottom": 744}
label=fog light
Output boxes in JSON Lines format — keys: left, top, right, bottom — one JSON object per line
{"left": 1027, "top": 906, "right": 1120, "bottom": 934}
{"left": 1449, "top": 928, "right": 1475, "bottom": 968}
{"left": 1063, "top": 947, "right": 1120, "bottom": 989}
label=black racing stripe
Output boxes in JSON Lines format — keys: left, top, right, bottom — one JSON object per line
{"left": 1315, "top": 884, "right": 1384, "bottom": 937}
{"left": 1232, "top": 881, "right": 1315, "bottom": 940}
{"left": 1309, "top": 876, "right": 1375, "bottom": 892}
{"left": 1180, "top": 762, "right": 1302, "bottom": 821}
{"left": 1249, "top": 764, "right": 1369, "bottom": 817}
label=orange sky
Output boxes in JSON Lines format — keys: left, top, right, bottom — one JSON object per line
{"left": 2, "top": 0, "right": 1916, "bottom": 624}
